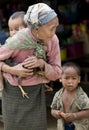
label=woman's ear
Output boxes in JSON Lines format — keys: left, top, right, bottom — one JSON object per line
{"left": 35, "top": 26, "right": 40, "bottom": 35}
{"left": 35, "top": 26, "right": 39, "bottom": 31}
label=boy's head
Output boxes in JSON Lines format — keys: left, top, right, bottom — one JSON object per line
{"left": 62, "top": 62, "right": 81, "bottom": 76}
{"left": 60, "top": 62, "right": 81, "bottom": 91}
{"left": 8, "top": 11, "right": 27, "bottom": 37}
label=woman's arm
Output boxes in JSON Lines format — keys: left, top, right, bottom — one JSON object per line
{"left": 23, "top": 35, "right": 62, "bottom": 81}
{"left": 0, "top": 46, "right": 34, "bottom": 77}
{"left": 1, "top": 63, "right": 33, "bottom": 77}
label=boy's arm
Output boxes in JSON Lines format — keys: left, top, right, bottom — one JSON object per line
{"left": 51, "top": 109, "right": 62, "bottom": 119}
{"left": 73, "top": 109, "right": 89, "bottom": 120}
{"left": 60, "top": 109, "right": 89, "bottom": 122}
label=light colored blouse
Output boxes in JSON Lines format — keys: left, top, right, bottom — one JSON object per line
{"left": 0, "top": 28, "right": 62, "bottom": 86}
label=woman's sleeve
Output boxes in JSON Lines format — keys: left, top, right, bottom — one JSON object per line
{"left": 44, "top": 35, "right": 62, "bottom": 81}
{"left": 0, "top": 46, "right": 13, "bottom": 61}
{"left": 0, "top": 46, "right": 14, "bottom": 71}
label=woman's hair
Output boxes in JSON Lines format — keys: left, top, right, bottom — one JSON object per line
{"left": 62, "top": 62, "right": 81, "bottom": 76}
{"left": 24, "top": 3, "right": 57, "bottom": 29}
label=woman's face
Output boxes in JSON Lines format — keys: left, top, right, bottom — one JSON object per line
{"left": 35, "top": 17, "right": 59, "bottom": 41}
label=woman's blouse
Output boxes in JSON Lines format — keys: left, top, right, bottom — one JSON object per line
{"left": 0, "top": 28, "right": 62, "bottom": 86}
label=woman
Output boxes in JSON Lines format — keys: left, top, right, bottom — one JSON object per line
{"left": 0, "top": 3, "right": 62, "bottom": 130}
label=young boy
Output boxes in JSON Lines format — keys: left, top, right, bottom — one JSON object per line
{"left": 0, "top": 11, "right": 27, "bottom": 91}
{"left": 8, "top": 11, "right": 27, "bottom": 37}
{"left": 51, "top": 62, "right": 89, "bottom": 130}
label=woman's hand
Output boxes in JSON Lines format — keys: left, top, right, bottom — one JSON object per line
{"left": 23, "top": 56, "right": 45, "bottom": 69}
{"left": 11, "top": 63, "right": 34, "bottom": 77}
{"left": 2, "top": 63, "right": 34, "bottom": 77}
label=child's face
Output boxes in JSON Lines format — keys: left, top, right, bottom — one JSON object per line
{"left": 61, "top": 67, "right": 80, "bottom": 92}
{"left": 8, "top": 17, "right": 26, "bottom": 37}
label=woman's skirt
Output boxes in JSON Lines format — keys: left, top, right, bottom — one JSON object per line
{"left": 2, "top": 79, "right": 47, "bottom": 130}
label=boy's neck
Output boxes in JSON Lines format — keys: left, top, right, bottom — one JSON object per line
{"left": 64, "top": 88, "right": 77, "bottom": 95}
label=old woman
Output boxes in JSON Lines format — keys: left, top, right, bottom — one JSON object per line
{"left": 0, "top": 3, "right": 62, "bottom": 130}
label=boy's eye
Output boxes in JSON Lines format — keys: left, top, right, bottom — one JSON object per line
{"left": 64, "top": 77, "right": 69, "bottom": 79}
{"left": 73, "top": 77, "right": 76, "bottom": 79}
{"left": 15, "top": 28, "right": 19, "bottom": 31}
{"left": 9, "top": 28, "right": 19, "bottom": 32}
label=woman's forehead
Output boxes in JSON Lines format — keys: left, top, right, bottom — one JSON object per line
{"left": 42, "top": 17, "right": 59, "bottom": 27}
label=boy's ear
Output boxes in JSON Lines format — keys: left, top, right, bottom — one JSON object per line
{"left": 78, "top": 76, "right": 81, "bottom": 83}
{"left": 59, "top": 78, "right": 62, "bottom": 82}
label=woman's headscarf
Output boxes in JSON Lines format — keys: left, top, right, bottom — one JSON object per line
{"left": 24, "top": 3, "right": 57, "bottom": 27}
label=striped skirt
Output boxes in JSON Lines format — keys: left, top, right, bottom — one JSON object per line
{"left": 2, "top": 79, "right": 47, "bottom": 130}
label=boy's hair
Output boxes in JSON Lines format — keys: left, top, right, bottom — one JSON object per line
{"left": 62, "top": 62, "right": 81, "bottom": 76}
{"left": 9, "top": 11, "right": 26, "bottom": 27}
{"left": 10, "top": 11, "right": 25, "bottom": 19}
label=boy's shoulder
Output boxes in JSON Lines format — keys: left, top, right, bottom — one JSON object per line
{"left": 77, "top": 86, "right": 87, "bottom": 95}
{"left": 54, "top": 88, "right": 63, "bottom": 97}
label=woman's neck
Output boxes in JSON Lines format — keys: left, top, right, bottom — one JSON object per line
{"left": 31, "top": 29, "right": 38, "bottom": 39}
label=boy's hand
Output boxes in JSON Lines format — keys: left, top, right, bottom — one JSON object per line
{"left": 61, "top": 113, "right": 76, "bottom": 122}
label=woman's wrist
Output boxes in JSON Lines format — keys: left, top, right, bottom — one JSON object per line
{"left": 2, "top": 64, "right": 11, "bottom": 73}
{"left": 38, "top": 59, "right": 45, "bottom": 69}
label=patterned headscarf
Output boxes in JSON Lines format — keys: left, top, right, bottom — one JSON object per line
{"left": 24, "top": 3, "right": 57, "bottom": 26}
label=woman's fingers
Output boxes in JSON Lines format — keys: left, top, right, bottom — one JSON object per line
{"left": 11, "top": 63, "right": 34, "bottom": 77}
{"left": 23, "top": 56, "right": 38, "bottom": 68}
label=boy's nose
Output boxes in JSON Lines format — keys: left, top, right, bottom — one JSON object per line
{"left": 68, "top": 79, "right": 73, "bottom": 83}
